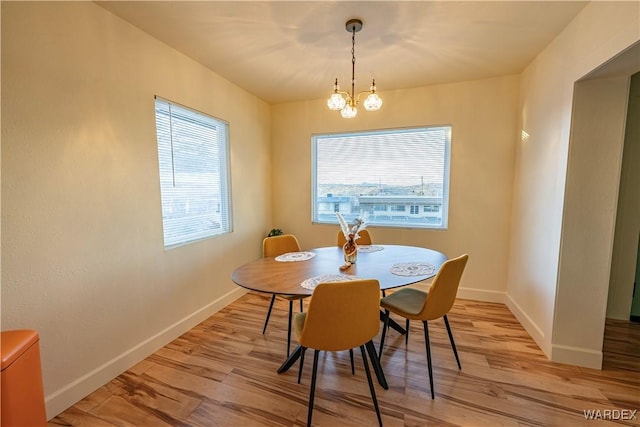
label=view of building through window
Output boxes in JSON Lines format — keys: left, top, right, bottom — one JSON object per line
{"left": 312, "top": 126, "right": 451, "bottom": 229}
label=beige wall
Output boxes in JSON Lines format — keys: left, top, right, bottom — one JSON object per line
{"left": 507, "top": 1, "right": 640, "bottom": 366}
{"left": 1, "top": 2, "right": 271, "bottom": 417}
{"left": 272, "top": 76, "right": 519, "bottom": 302}
{"left": 3, "top": 0, "right": 639, "bottom": 420}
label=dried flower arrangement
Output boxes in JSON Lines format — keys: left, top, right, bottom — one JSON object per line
{"left": 336, "top": 212, "right": 367, "bottom": 266}
{"left": 336, "top": 212, "right": 367, "bottom": 243}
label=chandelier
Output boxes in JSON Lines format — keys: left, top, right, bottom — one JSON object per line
{"left": 327, "top": 19, "right": 382, "bottom": 118}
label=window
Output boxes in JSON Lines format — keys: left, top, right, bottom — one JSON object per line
{"left": 312, "top": 126, "right": 451, "bottom": 229}
{"left": 155, "top": 97, "right": 232, "bottom": 248}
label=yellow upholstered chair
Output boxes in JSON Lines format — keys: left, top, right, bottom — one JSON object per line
{"left": 293, "top": 279, "right": 383, "bottom": 427}
{"left": 336, "top": 228, "right": 372, "bottom": 247}
{"left": 262, "top": 234, "right": 308, "bottom": 356}
{"left": 378, "top": 254, "right": 469, "bottom": 399}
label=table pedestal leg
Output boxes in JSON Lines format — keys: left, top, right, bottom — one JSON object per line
{"left": 278, "top": 343, "right": 388, "bottom": 390}
{"left": 277, "top": 344, "right": 302, "bottom": 373}
{"left": 380, "top": 311, "right": 406, "bottom": 334}
{"left": 365, "top": 340, "right": 388, "bottom": 389}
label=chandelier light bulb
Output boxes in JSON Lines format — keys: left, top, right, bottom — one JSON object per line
{"left": 363, "top": 93, "right": 382, "bottom": 111}
{"left": 363, "top": 79, "right": 382, "bottom": 111}
{"left": 327, "top": 92, "right": 347, "bottom": 110}
{"left": 340, "top": 104, "right": 357, "bottom": 118}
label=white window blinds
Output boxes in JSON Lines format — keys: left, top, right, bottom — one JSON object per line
{"left": 312, "top": 126, "right": 451, "bottom": 229}
{"left": 155, "top": 97, "right": 231, "bottom": 248}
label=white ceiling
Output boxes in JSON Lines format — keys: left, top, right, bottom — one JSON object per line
{"left": 97, "top": 1, "right": 589, "bottom": 104}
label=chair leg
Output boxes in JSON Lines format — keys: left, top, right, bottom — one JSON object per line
{"left": 405, "top": 319, "right": 410, "bottom": 345}
{"left": 349, "top": 349, "right": 355, "bottom": 375}
{"left": 378, "top": 309, "right": 390, "bottom": 359}
{"left": 298, "top": 347, "right": 307, "bottom": 384}
{"left": 307, "top": 350, "right": 320, "bottom": 427}
{"left": 443, "top": 314, "right": 461, "bottom": 370}
{"left": 300, "top": 298, "right": 304, "bottom": 312}
{"left": 287, "top": 300, "right": 294, "bottom": 357}
{"left": 423, "top": 320, "right": 435, "bottom": 399}
{"left": 262, "top": 294, "right": 276, "bottom": 334}
{"left": 360, "top": 345, "right": 383, "bottom": 427}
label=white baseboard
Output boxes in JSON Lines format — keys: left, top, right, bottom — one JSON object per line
{"left": 505, "top": 293, "right": 550, "bottom": 356}
{"left": 550, "top": 344, "right": 603, "bottom": 369}
{"left": 496, "top": 295, "right": 603, "bottom": 369}
{"left": 45, "top": 287, "right": 248, "bottom": 419}
{"left": 408, "top": 281, "right": 506, "bottom": 304}
{"left": 457, "top": 286, "right": 506, "bottom": 303}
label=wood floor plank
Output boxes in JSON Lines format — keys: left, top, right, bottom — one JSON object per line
{"left": 49, "top": 293, "right": 640, "bottom": 426}
{"left": 48, "top": 406, "right": 120, "bottom": 427}
{"left": 90, "top": 395, "right": 179, "bottom": 427}
{"left": 185, "top": 380, "right": 303, "bottom": 427}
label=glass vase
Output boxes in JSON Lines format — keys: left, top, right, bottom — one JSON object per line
{"left": 343, "top": 239, "right": 358, "bottom": 264}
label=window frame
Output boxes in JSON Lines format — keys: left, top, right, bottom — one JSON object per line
{"left": 311, "top": 125, "right": 451, "bottom": 230}
{"left": 154, "top": 96, "right": 233, "bottom": 248}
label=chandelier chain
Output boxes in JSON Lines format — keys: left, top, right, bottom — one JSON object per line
{"left": 351, "top": 25, "right": 356, "bottom": 102}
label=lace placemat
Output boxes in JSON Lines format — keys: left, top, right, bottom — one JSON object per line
{"left": 301, "top": 274, "right": 360, "bottom": 290}
{"left": 390, "top": 262, "right": 436, "bottom": 276}
{"left": 275, "top": 251, "right": 316, "bottom": 262}
{"left": 357, "top": 245, "right": 384, "bottom": 253}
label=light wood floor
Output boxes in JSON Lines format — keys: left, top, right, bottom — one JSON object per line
{"left": 50, "top": 293, "right": 640, "bottom": 426}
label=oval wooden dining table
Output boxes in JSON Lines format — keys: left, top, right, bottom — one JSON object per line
{"left": 232, "top": 244, "right": 447, "bottom": 296}
{"left": 231, "top": 244, "right": 448, "bottom": 388}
